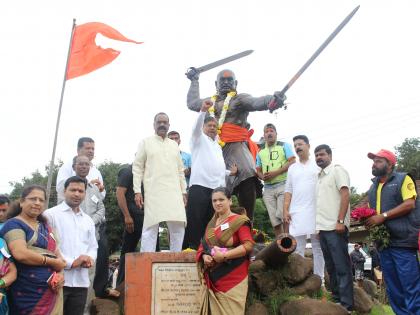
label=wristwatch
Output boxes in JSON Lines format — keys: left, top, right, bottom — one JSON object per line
{"left": 382, "top": 212, "right": 388, "bottom": 219}
{"left": 337, "top": 219, "right": 345, "bottom": 224}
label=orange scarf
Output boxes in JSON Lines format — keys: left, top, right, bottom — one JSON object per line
{"left": 219, "top": 123, "right": 259, "bottom": 161}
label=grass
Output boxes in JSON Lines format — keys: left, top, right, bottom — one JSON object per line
{"left": 309, "top": 287, "right": 324, "bottom": 300}
{"left": 371, "top": 305, "right": 395, "bottom": 315}
{"left": 248, "top": 286, "right": 395, "bottom": 315}
{"left": 265, "top": 288, "right": 300, "bottom": 315}
{"left": 352, "top": 304, "right": 395, "bottom": 315}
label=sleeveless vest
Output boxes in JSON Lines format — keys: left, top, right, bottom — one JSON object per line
{"left": 368, "top": 172, "right": 420, "bottom": 249}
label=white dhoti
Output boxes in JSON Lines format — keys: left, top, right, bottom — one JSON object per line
{"left": 295, "top": 233, "right": 325, "bottom": 282}
{"left": 133, "top": 135, "right": 188, "bottom": 250}
{"left": 140, "top": 221, "right": 185, "bottom": 252}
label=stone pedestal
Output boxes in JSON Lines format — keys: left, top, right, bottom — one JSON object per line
{"left": 125, "top": 252, "right": 201, "bottom": 315}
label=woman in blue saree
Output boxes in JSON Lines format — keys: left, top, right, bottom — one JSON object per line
{"left": 0, "top": 185, "right": 66, "bottom": 314}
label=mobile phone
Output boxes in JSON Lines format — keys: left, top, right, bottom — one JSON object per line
{"left": 46, "top": 271, "right": 57, "bottom": 284}
{"left": 47, "top": 272, "right": 62, "bottom": 287}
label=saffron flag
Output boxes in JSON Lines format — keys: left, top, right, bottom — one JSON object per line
{"left": 66, "top": 22, "right": 142, "bottom": 80}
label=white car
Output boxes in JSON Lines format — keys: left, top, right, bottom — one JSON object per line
{"left": 348, "top": 243, "right": 372, "bottom": 271}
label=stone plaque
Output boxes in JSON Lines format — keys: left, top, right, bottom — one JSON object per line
{"left": 151, "top": 263, "right": 201, "bottom": 314}
{"left": 125, "top": 252, "right": 200, "bottom": 315}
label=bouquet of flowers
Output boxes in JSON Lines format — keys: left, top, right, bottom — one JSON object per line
{"left": 350, "top": 207, "right": 376, "bottom": 221}
{"left": 351, "top": 207, "right": 391, "bottom": 251}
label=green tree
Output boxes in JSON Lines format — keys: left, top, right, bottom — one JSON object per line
{"left": 350, "top": 186, "right": 367, "bottom": 210}
{"left": 395, "top": 137, "right": 420, "bottom": 179}
{"left": 232, "top": 196, "right": 274, "bottom": 239}
{"left": 98, "top": 161, "right": 123, "bottom": 254}
{"left": 253, "top": 198, "right": 274, "bottom": 239}
{"left": 8, "top": 162, "right": 61, "bottom": 207}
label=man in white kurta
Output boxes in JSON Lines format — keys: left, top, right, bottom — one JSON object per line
{"left": 133, "top": 112, "right": 187, "bottom": 252}
{"left": 283, "top": 135, "right": 325, "bottom": 282}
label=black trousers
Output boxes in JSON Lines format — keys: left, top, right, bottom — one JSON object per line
{"left": 183, "top": 185, "right": 214, "bottom": 250}
{"left": 319, "top": 229, "right": 354, "bottom": 311}
{"left": 93, "top": 223, "right": 110, "bottom": 297}
{"left": 64, "top": 287, "right": 88, "bottom": 315}
{"left": 235, "top": 177, "right": 256, "bottom": 221}
{"left": 116, "top": 210, "right": 144, "bottom": 286}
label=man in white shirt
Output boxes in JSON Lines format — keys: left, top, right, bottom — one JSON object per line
{"left": 283, "top": 135, "right": 325, "bottom": 283}
{"left": 45, "top": 176, "right": 98, "bottom": 315}
{"left": 183, "top": 100, "right": 237, "bottom": 249}
{"left": 56, "top": 137, "right": 105, "bottom": 204}
{"left": 315, "top": 144, "right": 353, "bottom": 313}
{"left": 73, "top": 155, "right": 109, "bottom": 311}
{"left": 133, "top": 112, "right": 187, "bottom": 252}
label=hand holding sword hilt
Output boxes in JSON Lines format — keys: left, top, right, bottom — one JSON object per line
{"left": 268, "top": 91, "right": 287, "bottom": 113}
{"left": 185, "top": 67, "right": 200, "bottom": 81}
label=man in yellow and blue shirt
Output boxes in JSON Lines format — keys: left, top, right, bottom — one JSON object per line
{"left": 256, "top": 123, "right": 295, "bottom": 236}
{"left": 365, "top": 149, "right": 420, "bottom": 315}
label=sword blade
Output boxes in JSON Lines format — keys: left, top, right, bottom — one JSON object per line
{"left": 279, "top": 5, "right": 360, "bottom": 95}
{"left": 197, "top": 50, "right": 254, "bottom": 73}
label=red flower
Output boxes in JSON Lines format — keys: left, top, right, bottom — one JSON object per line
{"left": 351, "top": 207, "right": 376, "bottom": 221}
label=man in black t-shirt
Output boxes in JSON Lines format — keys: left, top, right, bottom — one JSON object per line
{"left": 116, "top": 164, "right": 144, "bottom": 286}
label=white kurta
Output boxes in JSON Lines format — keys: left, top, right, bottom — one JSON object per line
{"left": 284, "top": 158, "right": 319, "bottom": 236}
{"left": 189, "top": 112, "right": 228, "bottom": 189}
{"left": 133, "top": 135, "right": 187, "bottom": 229}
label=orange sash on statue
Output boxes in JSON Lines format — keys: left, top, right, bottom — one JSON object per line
{"left": 219, "top": 123, "right": 259, "bottom": 161}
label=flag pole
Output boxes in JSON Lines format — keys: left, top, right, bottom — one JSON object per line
{"left": 46, "top": 18, "right": 77, "bottom": 206}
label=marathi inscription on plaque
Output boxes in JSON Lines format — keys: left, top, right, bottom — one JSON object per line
{"left": 151, "top": 262, "right": 201, "bottom": 314}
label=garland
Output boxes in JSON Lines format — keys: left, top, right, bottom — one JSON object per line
{"left": 209, "top": 91, "right": 237, "bottom": 147}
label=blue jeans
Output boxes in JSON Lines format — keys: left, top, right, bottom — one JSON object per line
{"left": 319, "top": 229, "right": 353, "bottom": 311}
{"left": 380, "top": 247, "right": 420, "bottom": 315}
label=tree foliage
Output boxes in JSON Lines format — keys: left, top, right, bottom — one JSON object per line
{"left": 232, "top": 196, "right": 274, "bottom": 238}
{"left": 98, "top": 161, "right": 124, "bottom": 254}
{"left": 253, "top": 198, "right": 274, "bottom": 239}
{"left": 8, "top": 162, "right": 62, "bottom": 208}
{"left": 395, "top": 137, "right": 420, "bottom": 179}
{"left": 350, "top": 186, "right": 367, "bottom": 210}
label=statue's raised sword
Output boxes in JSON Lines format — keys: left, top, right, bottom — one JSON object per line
{"left": 270, "top": 5, "right": 360, "bottom": 112}
{"left": 185, "top": 50, "right": 254, "bottom": 80}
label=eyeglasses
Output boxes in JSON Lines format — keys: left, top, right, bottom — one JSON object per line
{"left": 25, "top": 197, "right": 45, "bottom": 203}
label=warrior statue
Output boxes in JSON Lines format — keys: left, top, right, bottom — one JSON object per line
{"left": 186, "top": 69, "right": 285, "bottom": 220}
{"left": 186, "top": 6, "right": 360, "bottom": 219}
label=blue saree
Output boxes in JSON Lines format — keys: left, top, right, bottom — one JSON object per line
{"left": 0, "top": 218, "right": 62, "bottom": 315}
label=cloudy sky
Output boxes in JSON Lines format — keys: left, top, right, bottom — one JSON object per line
{"left": 1, "top": 0, "right": 419, "bottom": 194}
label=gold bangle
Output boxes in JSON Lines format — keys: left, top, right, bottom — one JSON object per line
{"left": 42, "top": 255, "right": 47, "bottom": 265}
